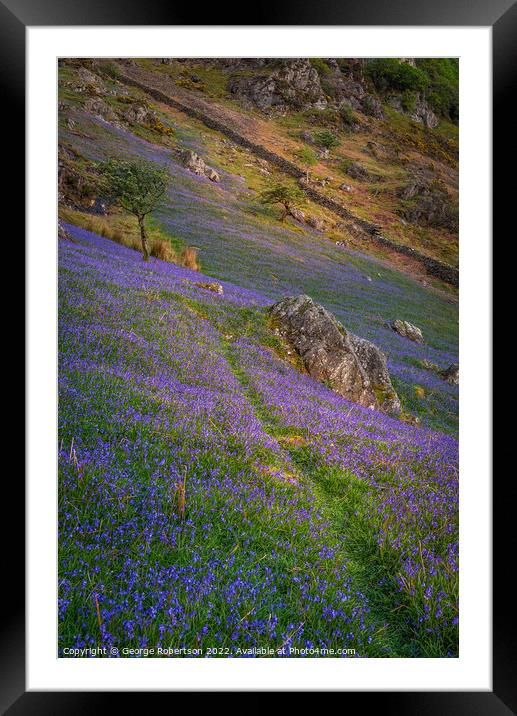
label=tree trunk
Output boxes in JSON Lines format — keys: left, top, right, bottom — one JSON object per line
{"left": 138, "top": 215, "right": 149, "bottom": 261}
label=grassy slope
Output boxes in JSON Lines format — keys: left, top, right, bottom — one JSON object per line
{"left": 128, "top": 59, "right": 459, "bottom": 267}
{"left": 59, "top": 227, "right": 458, "bottom": 657}
{"left": 58, "top": 63, "right": 459, "bottom": 658}
{"left": 59, "top": 64, "right": 458, "bottom": 435}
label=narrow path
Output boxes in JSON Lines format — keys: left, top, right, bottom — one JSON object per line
{"left": 218, "top": 327, "right": 414, "bottom": 657}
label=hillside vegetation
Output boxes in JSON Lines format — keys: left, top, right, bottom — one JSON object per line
{"left": 58, "top": 58, "right": 459, "bottom": 658}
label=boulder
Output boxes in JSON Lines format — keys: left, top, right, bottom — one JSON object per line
{"left": 391, "top": 319, "right": 424, "bottom": 344}
{"left": 180, "top": 150, "right": 220, "bottom": 182}
{"left": 269, "top": 295, "right": 401, "bottom": 413}
{"left": 360, "top": 94, "right": 384, "bottom": 119}
{"left": 289, "top": 207, "right": 306, "bottom": 223}
{"left": 305, "top": 215, "right": 325, "bottom": 231}
{"left": 205, "top": 167, "right": 221, "bottom": 183}
{"left": 441, "top": 363, "right": 459, "bottom": 385}
{"left": 345, "top": 161, "right": 375, "bottom": 182}
{"left": 83, "top": 97, "right": 118, "bottom": 123}
{"left": 75, "top": 67, "right": 105, "bottom": 94}
{"left": 122, "top": 103, "right": 156, "bottom": 125}
{"left": 299, "top": 130, "right": 315, "bottom": 144}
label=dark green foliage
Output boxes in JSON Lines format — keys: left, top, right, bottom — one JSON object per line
{"left": 314, "top": 129, "right": 340, "bottom": 150}
{"left": 309, "top": 58, "right": 331, "bottom": 76}
{"left": 367, "top": 58, "right": 459, "bottom": 122}
{"left": 415, "top": 59, "right": 459, "bottom": 122}
{"left": 259, "top": 182, "right": 305, "bottom": 220}
{"left": 98, "top": 158, "right": 169, "bottom": 260}
{"left": 98, "top": 159, "right": 169, "bottom": 218}
{"left": 366, "top": 59, "right": 428, "bottom": 94}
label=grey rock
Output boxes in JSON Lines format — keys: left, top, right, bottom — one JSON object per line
{"left": 391, "top": 319, "right": 424, "bottom": 344}
{"left": 345, "top": 161, "right": 374, "bottom": 181}
{"left": 269, "top": 295, "right": 401, "bottom": 413}
{"left": 76, "top": 67, "right": 104, "bottom": 93}
{"left": 289, "top": 207, "right": 306, "bottom": 223}
{"left": 228, "top": 59, "right": 326, "bottom": 111}
{"left": 411, "top": 95, "right": 438, "bottom": 128}
{"left": 389, "top": 93, "right": 438, "bottom": 129}
{"left": 360, "top": 94, "right": 384, "bottom": 119}
{"left": 305, "top": 215, "right": 325, "bottom": 231}
{"left": 180, "top": 150, "right": 220, "bottom": 182}
{"left": 83, "top": 97, "right": 118, "bottom": 123}
{"left": 122, "top": 103, "right": 156, "bottom": 125}
{"left": 300, "top": 130, "right": 314, "bottom": 144}
{"left": 397, "top": 178, "right": 458, "bottom": 233}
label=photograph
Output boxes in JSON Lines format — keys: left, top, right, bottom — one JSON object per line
{"left": 57, "top": 56, "right": 460, "bottom": 660}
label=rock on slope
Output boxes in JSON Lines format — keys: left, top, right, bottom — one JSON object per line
{"left": 269, "top": 295, "right": 401, "bottom": 414}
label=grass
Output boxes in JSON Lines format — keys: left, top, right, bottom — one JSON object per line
{"left": 57, "top": 59, "right": 459, "bottom": 658}
{"left": 289, "top": 452, "right": 458, "bottom": 657}
{"left": 59, "top": 226, "right": 458, "bottom": 657}
{"left": 59, "top": 206, "right": 199, "bottom": 270}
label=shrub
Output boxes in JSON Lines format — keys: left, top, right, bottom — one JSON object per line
{"left": 366, "top": 59, "right": 428, "bottom": 94}
{"left": 314, "top": 129, "right": 340, "bottom": 150}
{"left": 309, "top": 58, "right": 331, "bottom": 76}
{"left": 415, "top": 59, "right": 459, "bottom": 122}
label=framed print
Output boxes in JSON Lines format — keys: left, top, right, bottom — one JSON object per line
{"left": 12, "top": 0, "right": 509, "bottom": 711}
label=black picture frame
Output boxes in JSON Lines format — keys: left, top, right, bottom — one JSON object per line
{"left": 12, "top": 0, "right": 508, "bottom": 712}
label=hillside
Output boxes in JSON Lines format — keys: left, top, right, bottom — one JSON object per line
{"left": 58, "top": 58, "right": 459, "bottom": 658}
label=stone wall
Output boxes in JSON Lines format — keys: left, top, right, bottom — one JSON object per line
{"left": 117, "top": 71, "right": 459, "bottom": 288}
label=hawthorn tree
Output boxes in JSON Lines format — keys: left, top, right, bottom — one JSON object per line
{"left": 98, "top": 158, "right": 169, "bottom": 261}
{"left": 259, "top": 182, "right": 306, "bottom": 221}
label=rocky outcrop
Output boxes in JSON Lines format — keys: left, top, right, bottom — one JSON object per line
{"left": 228, "top": 59, "right": 326, "bottom": 111}
{"left": 83, "top": 97, "right": 118, "bottom": 123}
{"left": 389, "top": 93, "right": 438, "bottom": 128}
{"left": 441, "top": 363, "right": 459, "bottom": 385}
{"left": 391, "top": 319, "right": 424, "bottom": 344}
{"left": 345, "top": 161, "right": 378, "bottom": 182}
{"left": 289, "top": 207, "right": 305, "bottom": 223}
{"left": 180, "top": 150, "right": 220, "bottom": 182}
{"left": 397, "top": 178, "right": 458, "bottom": 233}
{"left": 305, "top": 215, "right": 325, "bottom": 231}
{"left": 122, "top": 103, "right": 156, "bottom": 125}
{"left": 269, "top": 295, "right": 401, "bottom": 413}
{"left": 115, "top": 69, "right": 459, "bottom": 288}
